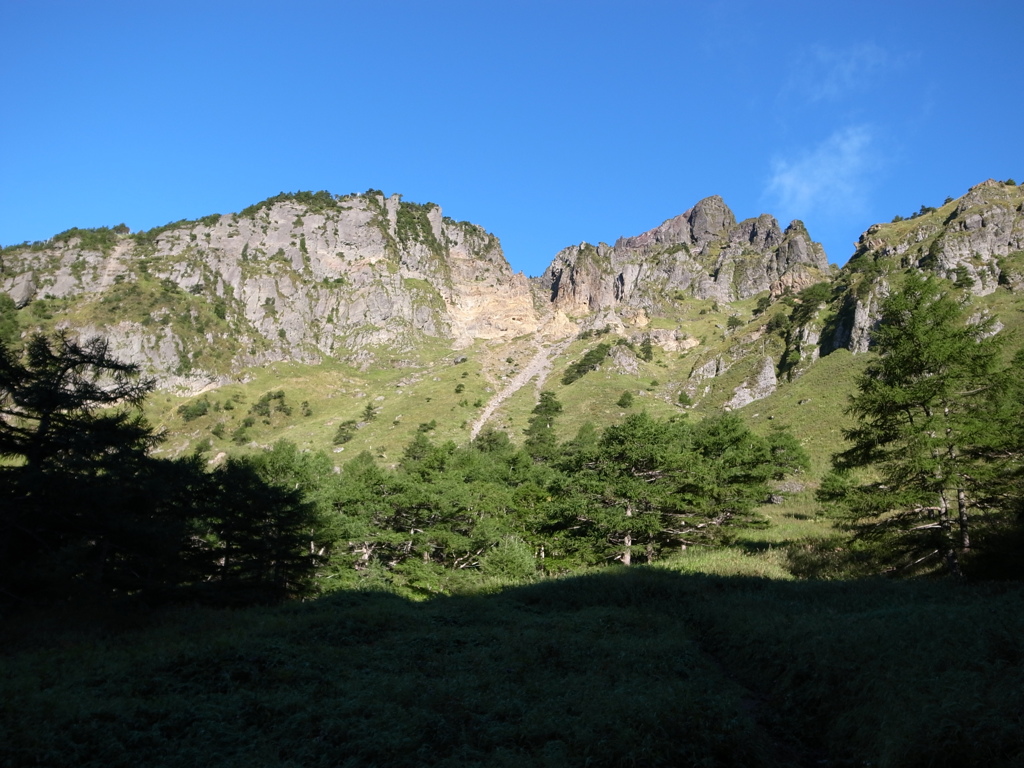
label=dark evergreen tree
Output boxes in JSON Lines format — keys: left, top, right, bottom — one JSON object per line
{"left": 0, "top": 333, "right": 166, "bottom": 602}
{"left": 821, "top": 273, "right": 1006, "bottom": 577}
{"left": 0, "top": 292, "right": 17, "bottom": 346}
{"left": 668, "top": 414, "right": 801, "bottom": 544}
{"left": 638, "top": 336, "right": 654, "bottom": 362}
{"left": 190, "top": 457, "right": 326, "bottom": 602}
{"left": 577, "top": 412, "right": 676, "bottom": 565}
{"left": 0, "top": 335, "right": 332, "bottom": 606}
{"left": 524, "top": 391, "right": 563, "bottom": 462}
{"left": 548, "top": 412, "right": 806, "bottom": 566}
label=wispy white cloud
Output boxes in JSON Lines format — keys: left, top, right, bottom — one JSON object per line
{"left": 796, "top": 43, "right": 893, "bottom": 102}
{"left": 764, "top": 126, "right": 876, "bottom": 223}
{"left": 778, "top": 42, "right": 917, "bottom": 108}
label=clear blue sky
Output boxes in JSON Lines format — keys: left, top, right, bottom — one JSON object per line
{"left": 2, "top": 0, "right": 1021, "bottom": 274}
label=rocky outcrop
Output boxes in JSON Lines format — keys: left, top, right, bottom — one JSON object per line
{"left": 7, "top": 181, "right": 1018, "bottom": 397}
{"left": 825, "top": 180, "right": 1024, "bottom": 356}
{"left": 825, "top": 281, "right": 888, "bottom": 354}
{"left": 538, "top": 196, "right": 832, "bottom": 316}
{"left": 609, "top": 343, "right": 640, "bottom": 375}
{"left": 921, "top": 181, "right": 1024, "bottom": 295}
{"left": 638, "top": 328, "right": 699, "bottom": 353}
{"left": 686, "top": 354, "right": 730, "bottom": 398}
{"left": 725, "top": 357, "right": 777, "bottom": 409}
{"left": 0, "top": 192, "right": 540, "bottom": 384}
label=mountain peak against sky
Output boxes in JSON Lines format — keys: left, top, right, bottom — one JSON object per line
{"left": 0, "top": 3, "right": 1020, "bottom": 274}
{"left": 0, "top": 185, "right": 837, "bottom": 384}
{"left": 2, "top": 177, "right": 1023, "bottom": 470}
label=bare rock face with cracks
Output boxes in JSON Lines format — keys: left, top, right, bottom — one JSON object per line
{"left": 537, "top": 195, "right": 831, "bottom": 317}
{"left": 1, "top": 191, "right": 540, "bottom": 387}
{"left": 3, "top": 181, "right": 1023, "bottom": 408}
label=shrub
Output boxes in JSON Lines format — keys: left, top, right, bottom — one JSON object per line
{"left": 562, "top": 343, "right": 611, "bottom": 385}
{"left": 333, "top": 420, "right": 358, "bottom": 445}
{"left": 178, "top": 396, "right": 211, "bottom": 422}
{"left": 251, "top": 390, "right": 290, "bottom": 417}
{"left": 765, "top": 313, "right": 791, "bottom": 336}
{"left": 479, "top": 536, "right": 537, "bottom": 579}
{"left": 639, "top": 337, "right": 654, "bottom": 361}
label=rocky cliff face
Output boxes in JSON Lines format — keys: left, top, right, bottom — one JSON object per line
{"left": 5, "top": 181, "right": 1021, "bottom": 402}
{"left": 537, "top": 196, "right": 832, "bottom": 318}
{"left": 0, "top": 192, "right": 540, "bottom": 384}
{"left": 848, "top": 180, "right": 1024, "bottom": 297}
{"left": 822, "top": 180, "right": 1024, "bottom": 354}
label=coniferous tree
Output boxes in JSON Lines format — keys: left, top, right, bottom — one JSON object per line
{"left": 822, "top": 273, "right": 1005, "bottom": 577}
{"left": 549, "top": 412, "right": 807, "bottom": 566}
{"left": 524, "top": 391, "right": 563, "bottom": 462}
{"left": 0, "top": 334, "right": 332, "bottom": 605}
{"left": 669, "top": 414, "right": 802, "bottom": 542}
{"left": 191, "top": 457, "right": 326, "bottom": 602}
{"left": 0, "top": 292, "right": 17, "bottom": 346}
{"left": 0, "top": 332, "right": 165, "bottom": 601}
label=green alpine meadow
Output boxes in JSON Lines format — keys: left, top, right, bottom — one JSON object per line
{"left": 3, "top": 179, "right": 1024, "bottom": 766}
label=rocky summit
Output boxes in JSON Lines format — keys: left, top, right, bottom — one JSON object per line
{"left": 1, "top": 190, "right": 833, "bottom": 384}
{"left": 1, "top": 191, "right": 543, "bottom": 388}
{"left": 539, "top": 195, "right": 831, "bottom": 318}
{"left": 2, "top": 180, "right": 1023, "bottom": 435}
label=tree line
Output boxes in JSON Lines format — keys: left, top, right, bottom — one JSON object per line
{"left": 0, "top": 331, "right": 810, "bottom": 605}
{"left": 5, "top": 270, "right": 1022, "bottom": 609}
{"left": 0, "top": 333, "right": 326, "bottom": 607}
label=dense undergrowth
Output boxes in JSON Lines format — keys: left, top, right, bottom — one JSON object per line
{"left": 2, "top": 567, "right": 1022, "bottom": 767}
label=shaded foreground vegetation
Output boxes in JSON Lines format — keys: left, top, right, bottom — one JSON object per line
{"left": 5, "top": 270, "right": 1024, "bottom": 766}
{"left": 0, "top": 331, "right": 810, "bottom": 606}
{"left": 2, "top": 568, "right": 1022, "bottom": 767}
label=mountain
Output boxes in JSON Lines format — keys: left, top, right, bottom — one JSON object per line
{"left": 822, "top": 178, "right": 1024, "bottom": 354}
{"left": 0, "top": 191, "right": 546, "bottom": 388}
{"left": 539, "top": 195, "right": 831, "bottom": 318}
{"left": 0, "top": 191, "right": 831, "bottom": 382}
{"left": 2, "top": 180, "right": 1023, "bottom": 465}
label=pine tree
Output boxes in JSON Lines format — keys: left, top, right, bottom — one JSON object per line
{"left": 825, "top": 273, "right": 1005, "bottom": 576}
{"left": 0, "top": 332, "right": 165, "bottom": 601}
{"left": 524, "top": 391, "right": 563, "bottom": 462}
{"left": 192, "top": 457, "right": 325, "bottom": 602}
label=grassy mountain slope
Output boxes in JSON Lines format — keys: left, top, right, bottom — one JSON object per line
{"left": 4, "top": 180, "right": 1024, "bottom": 566}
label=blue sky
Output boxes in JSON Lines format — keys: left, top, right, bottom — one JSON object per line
{"left": 2, "top": 0, "right": 1021, "bottom": 275}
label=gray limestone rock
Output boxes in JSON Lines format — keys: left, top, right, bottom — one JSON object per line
{"left": 541, "top": 196, "right": 832, "bottom": 316}
{"left": 609, "top": 343, "right": 640, "bottom": 375}
{"left": 725, "top": 357, "right": 778, "bottom": 409}
{"left": 1, "top": 193, "right": 540, "bottom": 378}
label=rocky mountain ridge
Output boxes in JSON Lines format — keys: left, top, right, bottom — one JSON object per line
{"left": 1, "top": 191, "right": 546, "bottom": 387}
{"left": 3, "top": 181, "right": 1023, "bottom": 416}
{"left": 538, "top": 195, "right": 832, "bottom": 320}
